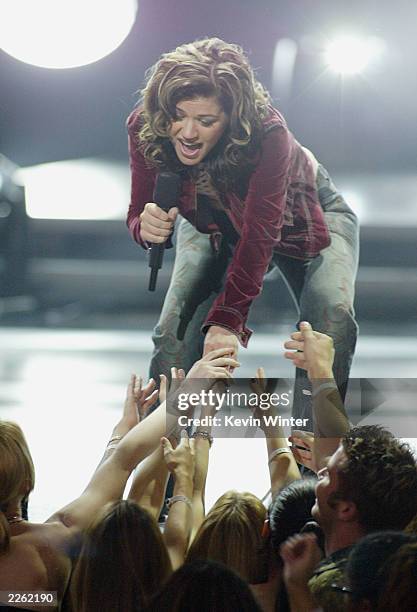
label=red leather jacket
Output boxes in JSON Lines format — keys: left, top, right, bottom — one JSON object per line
{"left": 127, "top": 106, "right": 330, "bottom": 346}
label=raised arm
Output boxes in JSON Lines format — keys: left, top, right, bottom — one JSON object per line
{"left": 251, "top": 368, "right": 301, "bottom": 497}
{"left": 126, "top": 109, "right": 156, "bottom": 247}
{"left": 48, "top": 349, "right": 238, "bottom": 531}
{"left": 162, "top": 432, "right": 194, "bottom": 570}
{"left": 280, "top": 533, "right": 323, "bottom": 612}
{"left": 203, "top": 124, "right": 293, "bottom": 348}
{"left": 188, "top": 388, "right": 219, "bottom": 542}
{"left": 97, "top": 374, "right": 158, "bottom": 469}
{"left": 284, "top": 321, "right": 351, "bottom": 470}
{"left": 127, "top": 370, "right": 185, "bottom": 519}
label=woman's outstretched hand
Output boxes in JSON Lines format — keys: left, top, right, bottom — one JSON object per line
{"left": 187, "top": 347, "right": 240, "bottom": 380}
{"left": 203, "top": 325, "right": 239, "bottom": 370}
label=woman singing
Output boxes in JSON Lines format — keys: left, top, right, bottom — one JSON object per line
{"left": 126, "top": 37, "right": 359, "bottom": 420}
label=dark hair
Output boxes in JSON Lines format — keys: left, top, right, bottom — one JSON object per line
{"left": 337, "top": 425, "right": 417, "bottom": 531}
{"left": 269, "top": 479, "right": 317, "bottom": 557}
{"left": 345, "top": 531, "right": 417, "bottom": 607}
{"left": 377, "top": 541, "right": 417, "bottom": 611}
{"left": 267, "top": 479, "right": 318, "bottom": 612}
{"left": 148, "top": 559, "right": 262, "bottom": 612}
{"left": 138, "top": 37, "right": 270, "bottom": 191}
{"left": 71, "top": 500, "right": 172, "bottom": 612}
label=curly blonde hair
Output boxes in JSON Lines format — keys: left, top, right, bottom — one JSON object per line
{"left": 137, "top": 37, "right": 271, "bottom": 191}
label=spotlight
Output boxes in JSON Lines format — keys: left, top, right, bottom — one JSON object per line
{"left": 324, "top": 34, "right": 385, "bottom": 75}
{"left": 0, "top": 155, "right": 29, "bottom": 297}
{"left": 0, "top": 0, "right": 137, "bottom": 69}
{"left": 17, "top": 159, "right": 128, "bottom": 220}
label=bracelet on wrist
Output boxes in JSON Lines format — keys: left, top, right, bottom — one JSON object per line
{"left": 191, "top": 431, "right": 214, "bottom": 447}
{"left": 106, "top": 443, "right": 119, "bottom": 452}
{"left": 106, "top": 434, "right": 123, "bottom": 452}
{"left": 108, "top": 434, "right": 123, "bottom": 445}
{"left": 166, "top": 495, "right": 192, "bottom": 510}
{"left": 268, "top": 447, "right": 292, "bottom": 465}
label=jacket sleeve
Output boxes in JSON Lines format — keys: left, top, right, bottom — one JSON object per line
{"left": 126, "top": 110, "right": 156, "bottom": 249}
{"left": 203, "top": 124, "right": 293, "bottom": 347}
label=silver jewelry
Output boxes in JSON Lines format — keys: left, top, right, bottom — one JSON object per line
{"left": 6, "top": 515, "right": 24, "bottom": 524}
{"left": 268, "top": 447, "right": 292, "bottom": 465}
{"left": 166, "top": 495, "right": 192, "bottom": 510}
{"left": 191, "top": 431, "right": 214, "bottom": 447}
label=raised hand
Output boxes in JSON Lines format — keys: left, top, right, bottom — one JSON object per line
{"left": 161, "top": 430, "right": 195, "bottom": 478}
{"left": 186, "top": 347, "right": 240, "bottom": 380}
{"left": 159, "top": 367, "right": 186, "bottom": 405}
{"left": 288, "top": 430, "right": 317, "bottom": 473}
{"left": 124, "top": 374, "right": 159, "bottom": 425}
{"left": 283, "top": 321, "right": 334, "bottom": 380}
{"left": 203, "top": 325, "right": 239, "bottom": 367}
{"left": 280, "top": 533, "right": 323, "bottom": 588}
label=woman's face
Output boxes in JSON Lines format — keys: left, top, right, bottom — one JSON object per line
{"left": 168, "top": 96, "right": 229, "bottom": 166}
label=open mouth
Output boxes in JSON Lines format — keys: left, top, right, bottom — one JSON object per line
{"left": 178, "top": 140, "right": 203, "bottom": 158}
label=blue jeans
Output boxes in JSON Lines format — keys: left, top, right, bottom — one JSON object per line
{"left": 149, "top": 165, "right": 359, "bottom": 422}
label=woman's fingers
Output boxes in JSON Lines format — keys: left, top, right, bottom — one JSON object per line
{"left": 284, "top": 351, "right": 305, "bottom": 362}
{"left": 284, "top": 340, "right": 304, "bottom": 351}
{"left": 126, "top": 373, "right": 136, "bottom": 398}
{"left": 284, "top": 352, "right": 308, "bottom": 370}
{"left": 290, "top": 447, "right": 305, "bottom": 465}
{"left": 141, "top": 388, "right": 159, "bottom": 410}
{"left": 141, "top": 377, "right": 156, "bottom": 397}
{"left": 179, "top": 429, "right": 190, "bottom": 446}
{"left": 161, "top": 436, "right": 173, "bottom": 455}
{"left": 212, "top": 368, "right": 233, "bottom": 379}
{"left": 290, "top": 431, "right": 314, "bottom": 444}
{"left": 203, "top": 347, "right": 239, "bottom": 360}
{"left": 159, "top": 374, "right": 168, "bottom": 403}
{"left": 210, "top": 356, "right": 240, "bottom": 368}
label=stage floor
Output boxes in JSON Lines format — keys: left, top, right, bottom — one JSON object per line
{"left": 1, "top": 326, "right": 416, "bottom": 522}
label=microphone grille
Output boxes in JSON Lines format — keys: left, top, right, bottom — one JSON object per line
{"left": 153, "top": 172, "right": 181, "bottom": 211}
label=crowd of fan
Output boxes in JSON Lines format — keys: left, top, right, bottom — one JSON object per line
{"left": 1, "top": 322, "right": 417, "bottom": 611}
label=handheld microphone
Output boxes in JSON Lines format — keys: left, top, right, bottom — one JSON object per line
{"left": 148, "top": 171, "right": 181, "bottom": 291}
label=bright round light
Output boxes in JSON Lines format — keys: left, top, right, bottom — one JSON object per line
{"left": 0, "top": 0, "right": 137, "bottom": 69}
{"left": 325, "top": 35, "right": 385, "bottom": 75}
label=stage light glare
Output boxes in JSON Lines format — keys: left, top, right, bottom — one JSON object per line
{"left": 325, "top": 35, "right": 384, "bottom": 75}
{"left": 0, "top": 0, "right": 137, "bottom": 69}
{"left": 16, "top": 159, "right": 129, "bottom": 220}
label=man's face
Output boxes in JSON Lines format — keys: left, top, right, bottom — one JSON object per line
{"left": 312, "top": 444, "right": 347, "bottom": 527}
